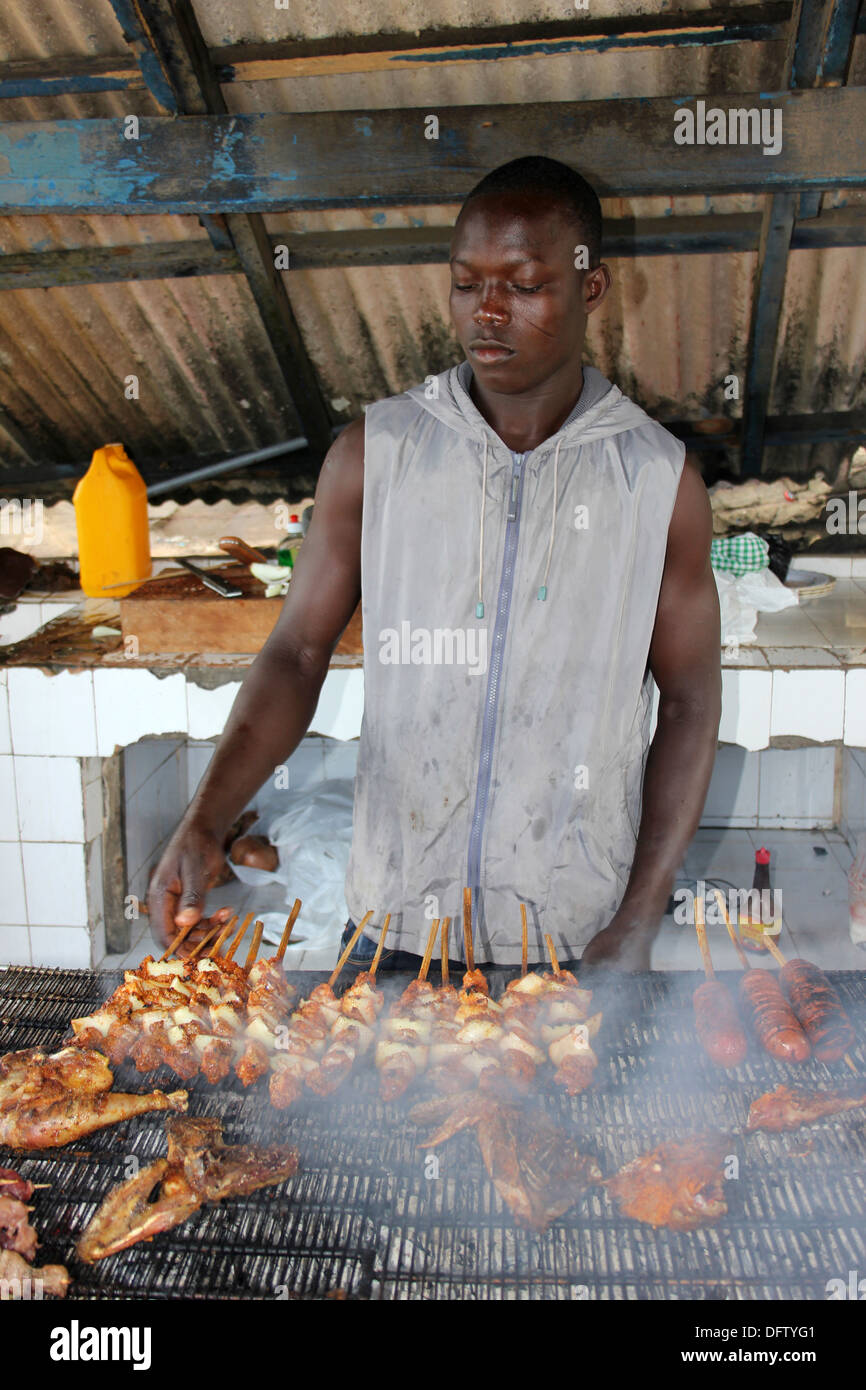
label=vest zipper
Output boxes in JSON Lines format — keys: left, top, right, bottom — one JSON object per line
{"left": 466, "top": 449, "right": 527, "bottom": 944}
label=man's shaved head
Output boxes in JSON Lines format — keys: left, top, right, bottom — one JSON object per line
{"left": 458, "top": 156, "right": 603, "bottom": 268}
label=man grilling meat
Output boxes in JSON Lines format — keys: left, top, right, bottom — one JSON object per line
{"left": 149, "top": 156, "right": 721, "bottom": 972}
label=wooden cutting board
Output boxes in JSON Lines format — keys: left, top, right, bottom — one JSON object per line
{"left": 119, "top": 567, "right": 363, "bottom": 656}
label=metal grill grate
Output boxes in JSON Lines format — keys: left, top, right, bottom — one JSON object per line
{"left": 2, "top": 964, "right": 866, "bottom": 1300}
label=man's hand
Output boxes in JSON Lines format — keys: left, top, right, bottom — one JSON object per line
{"left": 147, "top": 820, "right": 229, "bottom": 950}
{"left": 580, "top": 909, "right": 654, "bottom": 971}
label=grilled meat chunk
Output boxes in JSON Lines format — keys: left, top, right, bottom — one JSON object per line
{"left": 0, "top": 1246, "right": 69, "bottom": 1298}
{"left": 0, "top": 1046, "right": 187, "bottom": 1149}
{"left": 77, "top": 1114, "right": 299, "bottom": 1263}
{"left": 605, "top": 1133, "right": 730, "bottom": 1231}
{"left": 746, "top": 1083, "right": 866, "bottom": 1133}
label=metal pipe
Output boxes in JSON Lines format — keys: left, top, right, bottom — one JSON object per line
{"left": 145, "top": 436, "right": 309, "bottom": 497}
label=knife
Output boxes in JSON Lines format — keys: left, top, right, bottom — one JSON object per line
{"left": 177, "top": 559, "right": 243, "bottom": 598}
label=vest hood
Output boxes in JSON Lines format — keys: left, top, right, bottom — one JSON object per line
{"left": 404, "top": 362, "right": 655, "bottom": 456}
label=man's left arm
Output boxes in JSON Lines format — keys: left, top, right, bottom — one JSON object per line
{"left": 581, "top": 457, "right": 722, "bottom": 969}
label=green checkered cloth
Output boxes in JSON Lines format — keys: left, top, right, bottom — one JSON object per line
{"left": 711, "top": 532, "right": 769, "bottom": 578}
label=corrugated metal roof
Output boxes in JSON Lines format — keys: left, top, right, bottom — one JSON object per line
{"left": 0, "top": 1, "right": 863, "bottom": 485}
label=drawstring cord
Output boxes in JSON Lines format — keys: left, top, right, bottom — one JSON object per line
{"left": 476, "top": 435, "right": 488, "bottom": 619}
{"left": 538, "top": 436, "right": 561, "bottom": 602}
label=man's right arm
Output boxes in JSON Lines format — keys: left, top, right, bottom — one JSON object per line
{"left": 148, "top": 415, "right": 365, "bottom": 945}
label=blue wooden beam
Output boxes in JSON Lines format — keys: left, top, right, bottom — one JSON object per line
{"left": 1, "top": 90, "right": 865, "bottom": 215}
{"left": 740, "top": 0, "right": 862, "bottom": 477}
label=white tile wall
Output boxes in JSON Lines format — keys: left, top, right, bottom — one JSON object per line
{"left": 22, "top": 842, "right": 88, "bottom": 927}
{"left": 701, "top": 747, "right": 760, "bottom": 826}
{"left": 0, "top": 843, "right": 27, "bottom": 924}
{"left": 186, "top": 740, "right": 216, "bottom": 799}
{"left": 719, "top": 670, "right": 771, "bottom": 751}
{"left": 93, "top": 669, "right": 187, "bottom": 755}
{"left": 29, "top": 926, "right": 91, "bottom": 969}
{"left": 0, "top": 754, "right": 18, "bottom": 839}
{"left": 757, "top": 747, "right": 836, "bottom": 826}
{"left": 8, "top": 668, "right": 96, "bottom": 756}
{"left": 0, "top": 672, "right": 9, "bottom": 755}
{"left": 14, "top": 754, "right": 85, "bottom": 841}
{"left": 0, "top": 926, "right": 30, "bottom": 966}
{"left": 125, "top": 737, "right": 183, "bottom": 798}
{"left": 309, "top": 669, "right": 365, "bottom": 741}
{"left": 770, "top": 669, "right": 845, "bottom": 742}
{"left": 845, "top": 669, "right": 866, "bottom": 746}
{"left": 123, "top": 741, "right": 189, "bottom": 907}
{"left": 187, "top": 681, "right": 242, "bottom": 740}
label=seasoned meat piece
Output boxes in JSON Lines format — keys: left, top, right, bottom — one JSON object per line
{"left": 746, "top": 1083, "right": 866, "bottom": 1133}
{"left": 605, "top": 1133, "right": 730, "bottom": 1231}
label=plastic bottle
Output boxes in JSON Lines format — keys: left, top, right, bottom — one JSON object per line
{"left": 277, "top": 513, "right": 305, "bottom": 570}
{"left": 738, "top": 847, "right": 778, "bottom": 954}
{"left": 73, "top": 444, "right": 151, "bottom": 598}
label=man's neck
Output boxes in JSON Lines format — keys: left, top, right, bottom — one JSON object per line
{"left": 468, "top": 361, "right": 585, "bottom": 454}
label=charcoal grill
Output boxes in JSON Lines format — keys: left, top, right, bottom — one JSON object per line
{"left": 2, "top": 964, "right": 866, "bottom": 1300}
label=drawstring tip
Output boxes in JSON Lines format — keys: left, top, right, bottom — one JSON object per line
{"left": 537, "top": 585, "right": 548, "bottom": 602}
{"left": 476, "top": 601, "right": 485, "bottom": 618}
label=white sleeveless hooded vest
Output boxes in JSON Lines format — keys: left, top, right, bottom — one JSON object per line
{"left": 344, "top": 363, "right": 685, "bottom": 965}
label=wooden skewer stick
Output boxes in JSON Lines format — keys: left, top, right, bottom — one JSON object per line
{"left": 0, "top": 1178, "right": 50, "bottom": 1188}
{"left": 244, "top": 920, "right": 264, "bottom": 972}
{"left": 520, "top": 904, "right": 528, "bottom": 977}
{"left": 463, "top": 887, "right": 475, "bottom": 973}
{"left": 694, "top": 894, "right": 715, "bottom": 979}
{"left": 713, "top": 888, "right": 750, "bottom": 971}
{"left": 224, "top": 912, "right": 254, "bottom": 961}
{"left": 276, "top": 899, "right": 302, "bottom": 963}
{"left": 328, "top": 910, "right": 374, "bottom": 988}
{"left": 441, "top": 917, "right": 451, "bottom": 986}
{"left": 369, "top": 914, "right": 391, "bottom": 979}
{"left": 209, "top": 915, "right": 238, "bottom": 959}
{"left": 418, "top": 919, "right": 440, "bottom": 982}
{"left": 161, "top": 920, "right": 195, "bottom": 961}
{"left": 186, "top": 918, "right": 227, "bottom": 962}
{"left": 544, "top": 933, "right": 561, "bottom": 977}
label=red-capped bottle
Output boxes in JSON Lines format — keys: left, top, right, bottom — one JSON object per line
{"left": 739, "top": 847, "right": 774, "bottom": 954}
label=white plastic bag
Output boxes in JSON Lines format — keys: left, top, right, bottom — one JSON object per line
{"left": 230, "top": 777, "right": 354, "bottom": 950}
{"left": 714, "top": 566, "right": 798, "bottom": 645}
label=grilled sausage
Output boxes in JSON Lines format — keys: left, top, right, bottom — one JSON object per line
{"left": 780, "top": 959, "right": 855, "bottom": 1063}
{"left": 693, "top": 980, "right": 748, "bottom": 1067}
{"left": 737, "top": 969, "right": 811, "bottom": 1063}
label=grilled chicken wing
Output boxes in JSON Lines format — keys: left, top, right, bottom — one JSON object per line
{"left": 77, "top": 1114, "right": 299, "bottom": 1262}
{"left": 605, "top": 1133, "right": 730, "bottom": 1231}
{"left": 746, "top": 1083, "right": 866, "bottom": 1133}
{"left": 410, "top": 1092, "right": 601, "bottom": 1230}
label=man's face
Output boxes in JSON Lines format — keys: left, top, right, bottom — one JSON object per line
{"left": 449, "top": 192, "right": 608, "bottom": 395}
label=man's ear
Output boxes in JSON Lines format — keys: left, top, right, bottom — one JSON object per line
{"left": 584, "top": 264, "right": 612, "bottom": 315}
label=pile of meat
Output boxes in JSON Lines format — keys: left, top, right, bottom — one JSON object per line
{"left": 0, "top": 1166, "right": 69, "bottom": 1298}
